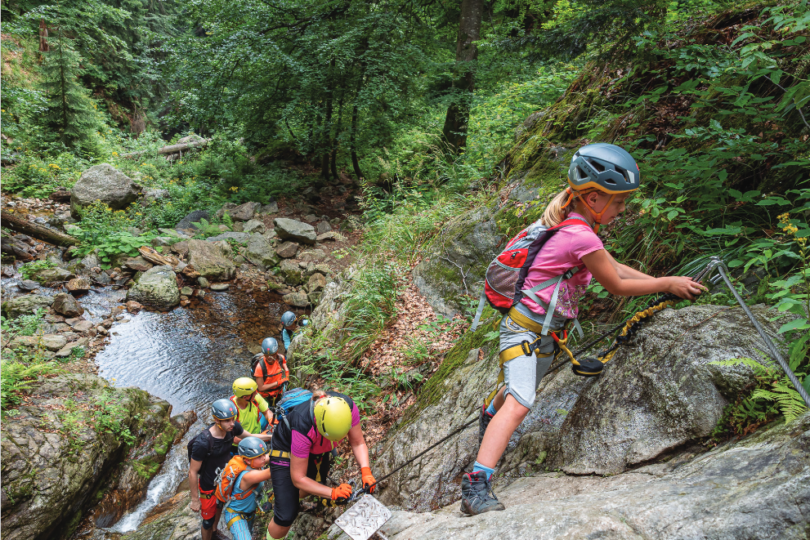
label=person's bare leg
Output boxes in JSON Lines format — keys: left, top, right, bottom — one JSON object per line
{"left": 201, "top": 525, "right": 213, "bottom": 540}
{"left": 476, "top": 394, "right": 529, "bottom": 469}
{"left": 267, "top": 519, "right": 290, "bottom": 539}
{"left": 492, "top": 386, "right": 506, "bottom": 411}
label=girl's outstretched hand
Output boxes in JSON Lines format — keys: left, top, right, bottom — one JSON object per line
{"left": 666, "top": 276, "right": 708, "bottom": 300}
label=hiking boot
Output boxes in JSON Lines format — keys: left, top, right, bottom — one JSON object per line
{"left": 479, "top": 402, "right": 494, "bottom": 445}
{"left": 460, "top": 471, "right": 505, "bottom": 515}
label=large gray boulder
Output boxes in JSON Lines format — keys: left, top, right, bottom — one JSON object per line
{"left": 243, "top": 219, "right": 266, "bottom": 235}
{"left": 245, "top": 234, "right": 280, "bottom": 270}
{"left": 336, "top": 413, "right": 810, "bottom": 540}
{"left": 1, "top": 374, "right": 180, "bottom": 540}
{"left": 31, "top": 266, "right": 74, "bottom": 285}
{"left": 126, "top": 265, "right": 180, "bottom": 311}
{"left": 274, "top": 218, "right": 317, "bottom": 245}
{"left": 187, "top": 239, "right": 236, "bottom": 281}
{"left": 175, "top": 210, "right": 209, "bottom": 232}
{"left": 70, "top": 164, "right": 141, "bottom": 218}
{"left": 373, "top": 304, "right": 795, "bottom": 511}
{"left": 1, "top": 294, "right": 54, "bottom": 318}
{"left": 52, "top": 293, "right": 84, "bottom": 317}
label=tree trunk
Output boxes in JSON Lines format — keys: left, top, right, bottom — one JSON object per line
{"left": 350, "top": 100, "right": 363, "bottom": 181}
{"left": 39, "top": 19, "right": 49, "bottom": 53}
{"left": 120, "top": 139, "right": 210, "bottom": 159}
{"left": 1, "top": 211, "right": 78, "bottom": 246}
{"left": 442, "top": 0, "right": 485, "bottom": 153}
{"left": 331, "top": 94, "right": 344, "bottom": 181}
{"left": 321, "top": 62, "right": 335, "bottom": 181}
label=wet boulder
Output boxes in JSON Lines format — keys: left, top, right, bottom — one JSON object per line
{"left": 274, "top": 218, "right": 317, "bottom": 245}
{"left": 66, "top": 277, "right": 92, "bottom": 294}
{"left": 187, "top": 239, "right": 236, "bottom": 281}
{"left": 1, "top": 374, "right": 180, "bottom": 540}
{"left": 31, "top": 266, "right": 74, "bottom": 285}
{"left": 245, "top": 234, "right": 280, "bottom": 270}
{"left": 70, "top": 164, "right": 141, "bottom": 218}
{"left": 1, "top": 294, "right": 54, "bottom": 318}
{"left": 126, "top": 265, "right": 180, "bottom": 311}
{"left": 52, "top": 293, "right": 84, "bottom": 317}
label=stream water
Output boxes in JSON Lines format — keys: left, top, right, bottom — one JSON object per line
{"left": 89, "top": 287, "right": 294, "bottom": 533}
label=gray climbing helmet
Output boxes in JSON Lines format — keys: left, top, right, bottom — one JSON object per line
{"left": 568, "top": 143, "right": 640, "bottom": 193}
{"left": 262, "top": 337, "right": 278, "bottom": 356}
{"left": 238, "top": 437, "right": 268, "bottom": 458}
{"left": 281, "top": 311, "right": 296, "bottom": 328}
{"left": 211, "top": 398, "right": 238, "bottom": 421}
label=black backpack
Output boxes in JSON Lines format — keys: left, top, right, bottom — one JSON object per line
{"left": 187, "top": 425, "right": 214, "bottom": 462}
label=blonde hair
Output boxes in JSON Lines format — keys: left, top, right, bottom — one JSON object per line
{"left": 541, "top": 189, "right": 574, "bottom": 227}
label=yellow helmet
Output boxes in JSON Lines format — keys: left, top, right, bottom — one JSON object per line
{"left": 313, "top": 396, "right": 353, "bottom": 442}
{"left": 233, "top": 377, "right": 258, "bottom": 397}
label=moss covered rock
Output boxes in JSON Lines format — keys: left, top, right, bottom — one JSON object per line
{"left": 0, "top": 374, "right": 180, "bottom": 540}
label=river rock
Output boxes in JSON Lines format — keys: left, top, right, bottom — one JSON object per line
{"left": 180, "top": 286, "right": 193, "bottom": 296}
{"left": 243, "top": 219, "right": 266, "bottom": 234}
{"left": 187, "top": 239, "right": 236, "bottom": 281}
{"left": 126, "top": 301, "right": 143, "bottom": 313}
{"left": 245, "top": 234, "right": 280, "bottom": 270}
{"left": 211, "top": 283, "right": 229, "bottom": 291}
{"left": 175, "top": 210, "right": 210, "bottom": 232}
{"left": 126, "top": 265, "right": 180, "bottom": 311}
{"left": 52, "top": 293, "right": 84, "bottom": 317}
{"left": 143, "top": 188, "right": 169, "bottom": 203}
{"left": 231, "top": 201, "right": 260, "bottom": 221}
{"left": 276, "top": 241, "right": 300, "bottom": 259}
{"left": 73, "top": 320, "right": 93, "bottom": 332}
{"left": 307, "top": 272, "right": 327, "bottom": 293}
{"left": 1, "top": 373, "right": 181, "bottom": 540}
{"left": 41, "top": 334, "right": 68, "bottom": 351}
{"left": 66, "top": 251, "right": 100, "bottom": 275}
{"left": 279, "top": 259, "right": 304, "bottom": 286}
{"left": 17, "top": 280, "right": 39, "bottom": 291}
{"left": 283, "top": 291, "right": 309, "bottom": 307}
{"left": 31, "top": 266, "right": 74, "bottom": 285}
{"left": 316, "top": 221, "right": 332, "bottom": 234}
{"left": 205, "top": 231, "right": 249, "bottom": 243}
{"left": 70, "top": 164, "right": 141, "bottom": 218}
{"left": 341, "top": 413, "right": 810, "bottom": 540}
{"left": 215, "top": 202, "right": 238, "bottom": 220}
{"left": 66, "top": 277, "right": 92, "bottom": 293}
{"left": 123, "top": 256, "right": 153, "bottom": 272}
{"left": 1, "top": 294, "right": 54, "bottom": 318}
{"left": 151, "top": 236, "right": 174, "bottom": 248}
{"left": 197, "top": 276, "right": 210, "bottom": 288}
{"left": 274, "top": 218, "right": 317, "bottom": 245}
{"left": 316, "top": 231, "right": 339, "bottom": 242}
{"left": 171, "top": 241, "right": 189, "bottom": 257}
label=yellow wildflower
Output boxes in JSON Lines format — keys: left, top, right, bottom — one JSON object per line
{"left": 230, "top": 186, "right": 239, "bottom": 192}
{"left": 49, "top": 164, "right": 60, "bottom": 169}
{"left": 112, "top": 151, "right": 119, "bottom": 157}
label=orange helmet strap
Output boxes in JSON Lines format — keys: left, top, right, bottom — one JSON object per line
{"left": 577, "top": 191, "right": 616, "bottom": 233}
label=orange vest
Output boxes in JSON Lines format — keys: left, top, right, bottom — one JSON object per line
{"left": 256, "top": 355, "right": 288, "bottom": 398}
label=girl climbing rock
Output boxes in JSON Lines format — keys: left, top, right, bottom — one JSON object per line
{"left": 462, "top": 143, "right": 706, "bottom": 516}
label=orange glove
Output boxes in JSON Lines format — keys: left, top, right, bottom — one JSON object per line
{"left": 331, "top": 483, "right": 353, "bottom": 501}
{"left": 361, "top": 467, "right": 376, "bottom": 494}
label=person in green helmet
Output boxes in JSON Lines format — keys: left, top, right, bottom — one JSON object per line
{"left": 265, "top": 389, "right": 376, "bottom": 540}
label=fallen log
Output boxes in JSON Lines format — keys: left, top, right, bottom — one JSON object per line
{"left": 1, "top": 210, "right": 78, "bottom": 246}
{"left": 49, "top": 189, "right": 71, "bottom": 202}
{"left": 120, "top": 139, "right": 210, "bottom": 159}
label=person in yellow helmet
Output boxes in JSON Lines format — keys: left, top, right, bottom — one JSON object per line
{"left": 265, "top": 389, "right": 375, "bottom": 540}
{"left": 230, "top": 378, "right": 275, "bottom": 452}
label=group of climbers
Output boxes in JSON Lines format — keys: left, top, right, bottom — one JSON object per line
{"left": 186, "top": 311, "right": 377, "bottom": 540}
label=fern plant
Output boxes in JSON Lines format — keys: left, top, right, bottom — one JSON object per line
{"left": 711, "top": 335, "right": 810, "bottom": 423}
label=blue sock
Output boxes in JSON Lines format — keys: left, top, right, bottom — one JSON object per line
{"left": 472, "top": 461, "right": 494, "bottom": 481}
{"left": 485, "top": 401, "right": 497, "bottom": 416}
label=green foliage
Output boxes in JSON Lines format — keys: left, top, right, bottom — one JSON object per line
{"left": 71, "top": 202, "right": 157, "bottom": 266}
{"left": 19, "top": 260, "right": 56, "bottom": 280}
{"left": 191, "top": 218, "right": 225, "bottom": 239}
{"left": 40, "top": 28, "right": 102, "bottom": 150}
{"left": 93, "top": 388, "right": 136, "bottom": 445}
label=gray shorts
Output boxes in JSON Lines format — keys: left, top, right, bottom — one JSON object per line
{"left": 499, "top": 303, "right": 564, "bottom": 409}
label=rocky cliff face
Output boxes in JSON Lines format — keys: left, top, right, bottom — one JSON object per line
{"left": 359, "top": 303, "right": 803, "bottom": 537}
{"left": 0, "top": 374, "right": 184, "bottom": 540}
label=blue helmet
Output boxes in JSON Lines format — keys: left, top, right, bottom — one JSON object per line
{"left": 568, "top": 143, "right": 640, "bottom": 194}
{"left": 211, "top": 398, "right": 237, "bottom": 421}
{"left": 300, "top": 319, "right": 310, "bottom": 328}
{"left": 262, "top": 337, "right": 278, "bottom": 356}
{"left": 238, "top": 437, "right": 268, "bottom": 458}
{"left": 281, "top": 311, "right": 296, "bottom": 328}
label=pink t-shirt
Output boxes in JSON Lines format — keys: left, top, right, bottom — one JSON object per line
{"left": 520, "top": 214, "right": 604, "bottom": 319}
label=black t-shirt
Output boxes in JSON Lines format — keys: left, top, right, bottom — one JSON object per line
{"left": 191, "top": 422, "right": 244, "bottom": 490}
{"left": 271, "top": 391, "right": 355, "bottom": 456}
